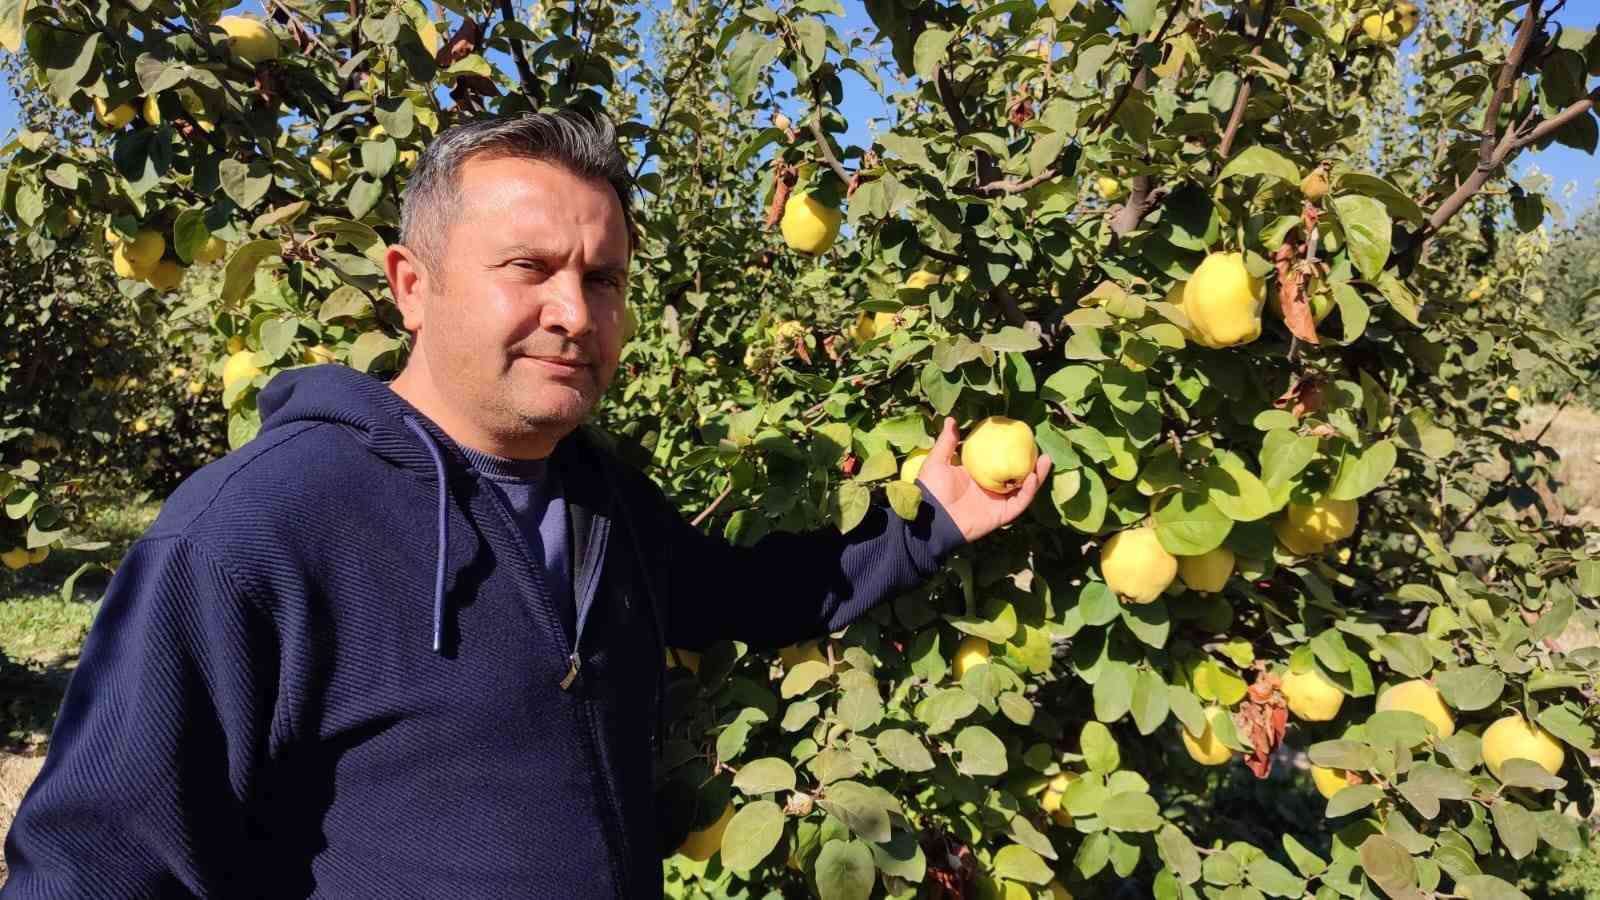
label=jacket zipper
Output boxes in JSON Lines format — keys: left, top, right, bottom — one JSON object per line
{"left": 479, "top": 483, "right": 631, "bottom": 898}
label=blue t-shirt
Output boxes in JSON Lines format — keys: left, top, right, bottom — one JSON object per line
{"left": 458, "top": 446, "right": 572, "bottom": 627}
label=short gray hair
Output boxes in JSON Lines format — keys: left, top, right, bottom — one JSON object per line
{"left": 399, "top": 110, "right": 638, "bottom": 272}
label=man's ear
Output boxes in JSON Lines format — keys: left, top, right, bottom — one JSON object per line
{"left": 386, "top": 243, "right": 429, "bottom": 332}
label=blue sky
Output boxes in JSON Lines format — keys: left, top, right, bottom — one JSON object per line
{"left": 3, "top": 2, "right": 1595, "bottom": 217}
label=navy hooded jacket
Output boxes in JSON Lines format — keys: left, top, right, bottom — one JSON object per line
{"left": 1, "top": 365, "right": 966, "bottom": 898}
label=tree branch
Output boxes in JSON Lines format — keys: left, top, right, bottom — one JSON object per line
{"left": 1426, "top": 88, "right": 1599, "bottom": 237}
{"left": 1217, "top": 0, "right": 1276, "bottom": 160}
{"left": 808, "top": 105, "right": 851, "bottom": 184}
{"left": 1479, "top": 0, "right": 1542, "bottom": 169}
{"left": 497, "top": 0, "right": 540, "bottom": 105}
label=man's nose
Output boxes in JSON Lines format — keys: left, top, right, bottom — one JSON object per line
{"left": 541, "top": 272, "right": 593, "bottom": 337}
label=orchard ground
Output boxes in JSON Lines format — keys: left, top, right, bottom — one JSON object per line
{"left": 2, "top": 406, "right": 1599, "bottom": 892}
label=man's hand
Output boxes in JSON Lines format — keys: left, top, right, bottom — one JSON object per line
{"left": 916, "top": 416, "right": 1052, "bottom": 543}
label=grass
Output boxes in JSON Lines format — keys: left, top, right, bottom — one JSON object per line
{"left": 0, "top": 499, "right": 158, "bottom": 884}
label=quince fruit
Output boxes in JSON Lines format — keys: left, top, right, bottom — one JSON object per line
{"left": 1184, "top": 252, "right": 1265, "bottom": 348}
{"left": 1100, "top": 525, "right": 1178, "bottom": 604}
{"left": 1481, "top": 714, "right": 1563, "bottom": 780}
{"left": 780, "top": 192, "right": 841, "bottom": 255}
{"left": 960, "top": 416, "right": 1036, "bottom": 494}
{"left": 1375, "top": 679, "right": 1454, "bottom": 738}
{"left": 1178, "top": 547, "right": 1234, "bottom": 593}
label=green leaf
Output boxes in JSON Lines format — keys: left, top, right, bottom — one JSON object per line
{"left": 1309, "top": 740, "right": 1375, "bottom": 770}
{"left": 955, "top": 725, "right": 1008, "bottom": 776}
{"left": 720, "top": 801, "right": 784, "bottom": 871}
{"left": 1490, "top": 800, "right": 1538, "bottom": 860}
{"left": 1375, "top": 271, "right": 1423, "bottom": 327}
{"left": 1216, "top": 146, "right": 1301, "bottom": 185}
{"left": 373, "top": 96, "right": 415, "bottom": 139}
{"left": 834, "top": 481, "right": 871, "bottom": 534}
{"left": 780, "top": 659, "right": 831, "bottom": 698}
{"left": 221, "top": 240, "right": 282, "bottom": 305}
{"left": 1496, "top": 758, "right": 1565, "bottom": 791}
{"left": 1246, "top": 856, "right": 1306, "bottom": 898}
{"left": 1203, "top": 462, "right": 1276, "bottom": 522}
{"left": 782, "top": 700, "right": 820, "bottom": 732}
{"left": 1153, "top": 490, "right": 1232, "bottom": 555}
{"left": 994, "top": 844, "right": 1054, "bottom": 884}
{"left": 1331, "top": 194, "right": 1391, "bottom": 282}
{"left": 870, "top": 828, "right": 928, "bottom": 881}
{"left": 725, "top": 30, "right": 782, "bottom": 102}
{"left": 837, "top": 685, "right": 884, "bottom": 731}
{"left": 1434, "top": 666, "right": 1504, "bottom": 712}
{"left": 913, "top": 28, "right": 955, "bottom": 80}
{"left": 1281, "top": 833, "right": 1326, "bottom": 878}
{"left": 1080, "top": 721, "right": 1120, "bottom": 774}
{"left": 1455, "top": 875, "right": 1530, "bottom": 900}
{"left": 876, "top": 728, "right": 935, "bottom": 772}
{"left": 1131, "top": 669, "right": 1171, "bottom": 735}
{"left": 1536, "top": 704, "right": 1596, "bottom": 751}
{"left": 1327, "top": 440, "right": 1395, "bottom": 501}
{"left": 1102, "top": 792, "right": 1163, "bottom": 832}
{"left": 1325, "top": 784, "right": 1382, "bottom": 817}
{"left": 1259, "top": 429, "right": 1318, "bottom": 488}
{"left": 1121, "top": 598, "right": 1171, "bottom": 649}
{"left": 218, "top": 158, "right": 272, "bottom": 211}
{"left": 734, "top": 758, "right": 796, "bottom": 795}
{"left": 916, "top": 688, "right": 978, "bottom": 734}
{"left": 0, "top": 0, "right": 31, "bottom": 53}
{"left": 1060, "top": 466, "right": 1108, "bottom": 533}
{"left": 814, "top": 839, "right": 876, "bottom": 900}
{"left": 1357, "top": 835, "right": 1420, "bottom": 899}
{"left": 348, "top": 329, "right": 406, "bottom": 371}
{"left": 1079, "top": 582, "right": 1120, "bottom": 626}
{"left": 817, "top": 781, "right": 891, "bottom": 842}
{"left": 1156, "top": 825, "right": 1201, "bottom": 884}
{"left": 886, "top": 480, "right": 923, "bottom": 521}
{"left": 1093, "top": 661, "right": 1136, "bottom": 723}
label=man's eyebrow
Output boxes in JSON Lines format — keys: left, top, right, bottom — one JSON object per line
{"left": 499, "top": 243, "right": 629, "bottom": 278}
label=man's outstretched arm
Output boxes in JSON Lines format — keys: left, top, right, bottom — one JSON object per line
{"left": 647, "top": 417, "right": 1052, "bottom": 650}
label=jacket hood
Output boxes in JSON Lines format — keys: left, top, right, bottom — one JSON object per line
{"left": 257, "top": 363, "right": 473, "bottom": 476}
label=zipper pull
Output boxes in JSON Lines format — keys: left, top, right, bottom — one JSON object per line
{"left": 559, "top": 652, "right": 581, "bottom": 690}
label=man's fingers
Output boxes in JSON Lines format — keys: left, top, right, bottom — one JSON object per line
{"left": 1007, "top": 455, "right": 1052, "bottom": 512}
{"left": 929, "top": 416, "right": 959, "bottom": 466}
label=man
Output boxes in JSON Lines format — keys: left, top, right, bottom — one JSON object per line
{"left": 2, "top": 111, "right": 1050, "bottom": 897}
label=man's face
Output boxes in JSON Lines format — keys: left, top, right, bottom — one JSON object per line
{"left": 402, "top": 156, "right": 630, "bottom": 442}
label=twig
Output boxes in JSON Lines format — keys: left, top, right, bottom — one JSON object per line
{"left": 264, "top": 0, "right": 340, "bottom": 62}
{"left": 560, "top": 0, "right": 584, "bottom": 99}
{"left": 497, "top": 0, "right": 541, "bottom": 105}
{"left": 808, "top": 106, "right": 851, "bottom": 184}
{"left": 691, "top": 483, "right": 734, "bottom": 528}
{"left": 1217, "top": 0, "right": 1276, "bottom": 160}
{"left": 935, "top": 66, "right": 1000, "bottom": 187}
{"left": 960, "top": 166, "right": 1061, "bottom": 196}
{"left": 1092, "top": 0, "right": 1187, "bottom": 133}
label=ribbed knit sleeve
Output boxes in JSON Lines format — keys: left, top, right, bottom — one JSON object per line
{"left": 1, "top": 536, "right": 279, "bottom": 899}
{"left": 653, "top": 481, "right": 966, "bottom": 651}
